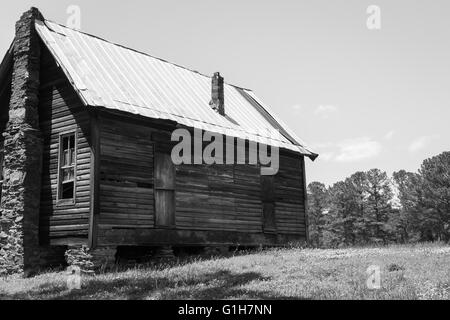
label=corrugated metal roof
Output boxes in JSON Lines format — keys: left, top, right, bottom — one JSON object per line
{"left": 35, "top": 19, "right": 317, "bottom": 158}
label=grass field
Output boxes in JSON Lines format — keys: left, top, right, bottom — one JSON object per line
{"left": 1, "top": 243, "right": 449, "bottom": 300}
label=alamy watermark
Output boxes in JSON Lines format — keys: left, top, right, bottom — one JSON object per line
{"left": 171, "top": 127, "right": 280, "bottom": 176}
{"left": 66, "top": 265, "right": 82, "bottom": 290}
{"left": 366, "top": 265, "right": 381, "bottom": 290}
{"left": 367, "top": 5, "right": 381, "bottom": 30}
{"left": 66, "top": 5, "right": 81, "bottom": 30}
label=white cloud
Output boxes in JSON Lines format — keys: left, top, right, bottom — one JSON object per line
{"left": 335, "top": 137, "right": 382, "bottom": 162}
{"left": 312, "top": 137, "right": 382, "bottom": 162}
{"left": 408, "top": 134, "right": 440, "bottom": 153}
{"left": 314, "top": 105, "right": 338, "bottom": 118}
{"left": 310, "top": 142, "right": 334, "bottom": 150}
{"left": 319, "top": 152, "right": 335, "bottom": 162}
{"left": 384, "top": 130, "right": 395, "bottom": 140}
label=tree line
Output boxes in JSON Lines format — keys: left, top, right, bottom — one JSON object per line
{"left": 307, "top": 151, "right": 450, "bottom": 247}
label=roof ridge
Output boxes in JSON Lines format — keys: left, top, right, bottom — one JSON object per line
{"left": 43, "top": 19, "right": 252, "bottom": 91}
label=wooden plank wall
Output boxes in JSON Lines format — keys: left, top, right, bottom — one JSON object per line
{"left": 274, "top": 154, "right": 306, "bottom": 235}
{"left": 175, "top": 163, "right": 263, "bottom": 233}
{"left": 98, "top": 117, "right": 155, "bottom": 231}
{"left": 97, "top": 115, "right": 307, "bottom": 245}
{"left": 38, "top": 44, "right": 91, "bottom": 244}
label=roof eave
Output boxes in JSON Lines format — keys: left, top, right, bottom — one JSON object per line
{"left": 307, "top": 153, "right": 319, "bottom": 161}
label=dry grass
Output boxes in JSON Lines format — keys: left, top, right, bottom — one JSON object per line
{"left": 0, "top": 243, "right": 449, "bottom": 300}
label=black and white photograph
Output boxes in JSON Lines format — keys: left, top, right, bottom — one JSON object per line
{"left": 0, "top": 0, "right": 449, "bottom": 307}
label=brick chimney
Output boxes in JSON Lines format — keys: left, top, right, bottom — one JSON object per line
{"left": 0, "top": 7, "right": 44, "bottom": 276}
{"left": 210, "top": 72, "right": 225, "bottom": 116}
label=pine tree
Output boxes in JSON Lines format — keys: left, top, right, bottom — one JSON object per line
{"left": 419, "top": 151, "right": 450, "bottom": 241}
{"left": 365, "top": 169, "right": 393, "bottom": 243}
{"left": 305, "top": 151, "right": 449, "bottom": 247}
{"left": 345, "top": 172, "right": 369, "bottom": 244}
{"left": 307, "top": 182, "right": 328, "bottom": 247}
{"left": 327, "top": 181, "right": 358, "bottom": 246}
{"left": 392, "top": 170, "right": 423, "bottom": 242}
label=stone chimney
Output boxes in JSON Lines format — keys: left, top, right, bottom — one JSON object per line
{"left": 210, "top": 72, "right": 225, "bottom": 116}
{"left": 0, "top": 7, "right": 44, "bottom": 276}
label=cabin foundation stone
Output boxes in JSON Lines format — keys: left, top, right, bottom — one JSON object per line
{"left": 65, "top": 245, "right": 95, "bottom": 273}
{"left": 64, "top": 245, "right": 117, "bottom": 272}
{"left": 0, "top": 8, "right": 45, "bottom": 276}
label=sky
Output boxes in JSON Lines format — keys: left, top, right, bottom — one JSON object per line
{"left": 0, "top": 0, "right": 448, "bottom": 186}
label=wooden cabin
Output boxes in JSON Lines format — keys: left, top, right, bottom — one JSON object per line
{"left": 0, "top": 8, "right": 317, "bottom": 272}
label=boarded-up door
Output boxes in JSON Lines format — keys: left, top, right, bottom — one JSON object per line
{"left": 261, "top": 175, "right": 277, "bottom": 232}
{"left": 155, "top": 152, "right": 176, "bottom": 227}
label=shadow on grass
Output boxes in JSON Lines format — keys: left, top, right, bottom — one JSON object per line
{"left": 5, "top": 270, "right": 306, "bottom": 300}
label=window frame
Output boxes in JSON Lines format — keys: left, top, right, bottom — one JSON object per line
{"left": 56, "top": 130, "right": 78, "bottom": 207}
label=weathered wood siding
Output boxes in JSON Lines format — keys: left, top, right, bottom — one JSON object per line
{"left": 38, "top": 44, "right": 91, "bottom": 244}
{"left": 274, "top": 154, "right": 306, "bottom": 235}
{"left": 98, "top": 116, "right": 155, "bottom": 231}
{"left": 176, "top": 152, "right": 306, "bottom": 236}
{"left": 96, "top": 113, "right": 307, "bottom": 246}
{"left": 176, "top": 163, "right": 263, "bottom": 233}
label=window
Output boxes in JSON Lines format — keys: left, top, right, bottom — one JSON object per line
{"left": 58, "top": 132, "right": 76, "bottom": 204}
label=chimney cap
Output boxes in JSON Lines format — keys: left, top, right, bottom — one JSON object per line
{"left": 22, "top": 7, "right": 44, "bottom": 21}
